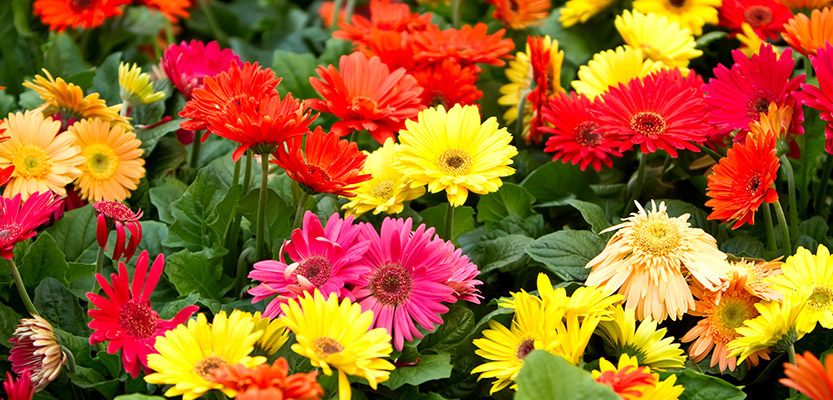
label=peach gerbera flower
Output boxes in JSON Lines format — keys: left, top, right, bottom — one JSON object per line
{"left": 783, "top": 7, "right": 833, "bottom": 56}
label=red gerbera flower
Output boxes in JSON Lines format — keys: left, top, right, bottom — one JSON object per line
{"left": 94, "top": 201, "right": 143, "bottom": 262}
{"left": 412, "top": 23, "right": 515, "bottom": 67}
{"left": 525, "top": 35, "right": 565, "bottom": 144}
{"left": 590, "top": 68, "right": 713, "bottom": 157}
{"left": 486, "top": 0, "right": 551, "bottom": 29}
{"left": 705, "top": 45, "right": 805, "bottom": 140}
{"left": 541, "top": 92, "right": 623, "bottom": 171}
{"left": 411, "top": 59, "right": 482, "bottom": 108}
{"left": 334, "top": 0, "right": 432, "bottom": 46}
{"left": 718, "top": 0, "right": 793, "bottom": 40}
{"left": 0, "top": 192, "right": 62, "bottom": 260}
{"left": 594, "top": 364, "right": 655, "bottom": 398}
{"left": 705, "top": 134, "right": 779, "bottom": 229}
{"left": 360, "top": 29, "right": 419, "bottom": 71}
{"left": 2, "top": 369, "right": 34, "bottom": 400}
{"left": 781, "top": 351, "right": 833, "bottom": 400}
{"left": 795, "top": 43, "right": 833, "bottom": 153}
{"left": 139, "top": 0, "right": 190, "bottom": 22}
{"left": 33, "top": 0, "right": 127, "bottom": 32}
{"left": 87, "top": 251, "right": 199, "bottom": 378}
{"left": 308, "top": 52, "right": 424, "bottom": 144}
{"left": 273, "top": 127, "right": 372, "bottom": 196}
{"left": 210, "top": 358, "right": 324, "bottom": 400}
{"left": 161, "top": 40, "right": 243, "bottom": 100}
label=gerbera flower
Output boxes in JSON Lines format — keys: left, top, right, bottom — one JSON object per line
{"left": 68, "top": 118, "right": 145, "bottom": 202}
{"left": 3, "top": 369, "right": 34, "bottom": 400}
{"left": 411, "top": 23, "right": 515, "bottom": 67}
{"left": 351, "top": 218, "right": 456, "bottom": 350}
{"left": 9, "top": 316, "right": 66, "bottom": 391}
{"left": 393, "top": 104, "right": 517, "bottom": 207}
{"left": 768, "top": 245, "right": 833, "bottom": 330}
{"left": 780, "top": 351, "right": 833, "bottom": 400}
{"left": 779, "top": 0, "right": 831, "bottom": 9}
{"left": 593, "top": 354, "right": 684, "bottom": 399}
{"left": 139, "top": 0, "right": 190, "bottom": 22}
{"left": 87, "top": 251, "right": 199, "bottom": 378}
{"left": 705, "top": 134, "right": 779, "bottom": 229}
{"left": 486, "top": 0, "right": 551, "bottom": 29}
{"left": 94, "top": 201, "right": 143, "bottom": 262}
{"left": 719, "top": 0, "right": 793, "bottom": 40}
{"left": 272, "top": 127, "right": 371, "bottom": 196}
{"left": 586, "top": 200, "right": 729, "bottom": 321}
{"left": 210, "top": 358, "right": 324, "bottom": 400}
{"left": 308, "top": 53, "right": 424, "bottom": 144}
{"left": 33, "top": 0, "right": 125, "bottom": 32}
{"left": 795, "top": 43, "right": 833, "bottom": 153}
{"left": 748, "top": 100, "right": 801, "bottom": 159}
{"left": 318, "top": 1, "right": 347, "bottom": 28}
{"left": 632, "top": 0, "right": 721, "bottom": 35}
{"left": 783, "top": 8, "right": 833, "bottom": 56}
{"left": 359, "top": 28, "right": 420, "bottom": 72}
{"left": 737, "top": 22, "right": 768, "bottom": 57}
{"left": 411, "top": 59, "right": 482, "bottom": 108}
{"left": 499, "top": 273, "right": 623, "bottom": 320}
{"left": 144, "top": 311, "right": 267, "bottom": 400}
{"left": 248, "top": 212, "right": 370, "bottom": 318}
{"left": 118, "top": 62, "right": 165, "bottom": 107}
{"left": 571, "top": 46, "right": 664, "bottom": 100}
{"left": 719, "top": 258, "right": 783, "bottom": 301}
{"left": 597, "top": 305, "right": 687, "bottom": 369}
{"left": 0, "top": 111, "right": 84, "bottom": 199}
{"left": 0, "top": 191, "right": 62, "bottom": 260}
{"left": 540, "top": 92, "right": 622, "bottom": 171}
{"left": 615, "top": 10, "right": 702, "bottom": 70}
{"left": 161, "top": 40, "right": 243, "bottom": 100}
{"left": 340, "top": 138, "right": 426, "bottom": 217}
{"left": 249, "top": 312, "right": 289, "bottom": 355}
{"left": 333, "top": 0, "right": 432, "bottom": 46}
{"left": 441, "top": 240, "right": 482, "bottom": 304}
{"left": 704, "top": 45, "right": 805, "bottom": 138}
{"left": 280, "top": 289, "right": 395, "bottom": 400}
{"left": 560, "top": 0, "right": 615, "bottom": 27}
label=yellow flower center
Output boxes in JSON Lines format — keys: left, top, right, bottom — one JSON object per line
{"left": 12, "top": 145, "right": 52, "bottom": 179}
{"left": 710, "top": 294, "right": 758, "bottom": 343}
{"left": 437, "top": 149, "right": 473, "bottom": 176}
{"left": 313, "top": 336, "right": 344, "bottom": 358}
{"left": 83, "top": 143, "right": 119, "bottom": 179}
{"left": 193, "top": 356, "right": 227, "bottom": 380}
{"left": 629, "top": 112, "right": 667, "bottom": 137}
{"left": 371, "top": 180, "right": 395, "bottom": 200}
{"left": 633, "top": 218, "right": 680, "bottom": 256}
{"left": 808, "top": 286, "right": 833, "bottom": 311}
{"left": 516, "top": 339, "right": 535, "bottom": 360}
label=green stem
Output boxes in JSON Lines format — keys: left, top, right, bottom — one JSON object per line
{"left": 623, "top": 152, "right": 648, "bottom": 217}
{"left": 293, "top": 191, "right": 311, "bottom": 231}
{"left": 256, "top": 154, "right": 271, "bottom": 261}
{"left": 235, "top": 247, "right": 255, "bottom": 297}
{"left": 330, "top": 0, "right": 344, "bottom": 32}
{"left": 763, "top": 203, "right": 777, "bottom": 253}
{"left": 444, "top": 204, "right": 455, "bottom": 241}
{"left": 344, "top": 0, "right": 356, "bottom": 26}
{"left": 816, "top": 154, "right": 833, "bottom": 219}
{"left": 197, "top": 0, "right": 228, "bottom": 45}
{"left": 61, "top": 345, "right": 77, "bottom": 374}
{"left": 514, "top": 89, "right": 532, "bottom": 147}
{"left": 694, "top": 144, "right": 722, "bottom": 163}
{"left": 231, "top": 157, "right": 241, "bottom": 186}
{"left": 451, "top": 0, "right": 462, "bottom": 28}
{"left": 189, "top": 135, "right": 202, "bottom": 169}
{"left": 91, "top": 246, "right": 106, "bottom": 296}
{"left": 780, "top": 155, "right": 799, "bottom": 241}
{"left": 347, "top": 130, "right": 357, "bottom": 144}
{"left": 242, "top": 151, "right": 254, "bottom": 193}
{"left": 773, "top": 200, "right": 792, "bottom": 257}
{"left": 119, "top": 103, "right": 130, "bottom": 118}
{"left": 7, "top": 259, "right": 38, "bottom": 316}
{"left": 787, "top": 344, "right": 797, "bottom": 397}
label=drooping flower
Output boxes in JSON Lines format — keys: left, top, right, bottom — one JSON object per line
{"left": 340, "top": 138, "right": 426, "bottom": 217}
{"left": 571, "top": 46, "right": 664, "bottom": 100}
{"left": 592, "top": 354, "right": 684, "bottom": 399}
{"left": 33, "top": 0, "right": 125, "bottom": 32}
{"left": 632, "top": 0, "right": 721, "bottom": 35}
{"left": 87, "top": 251, "right": 199, "bottom": 378}
{"left": 795, "top": 43, "right": 833, "bottom": 153}
{"left": 9, "top": 316, "right": 67, "bottom": 391}
{"left": 0, "top": 191, "right": 62, "bottom": 260}
{"left": 272, "top": 127, "right": 371, "bottom": 196}
{"left": 93, "top": 201, "right": 143, "bottom": 262}
{"left": 411, "top": 23, "right": 515, "bottom": 67}
{"left": 118, "top": 62, "right": 165, "bottom": 107}
{"left": 249, "top": 212, "right": 370, "bottom": 318}
{"left": 411, "top": 59, "right": 482, "bottom": 108}
{"left": 393, "top": 104, "right": 517, "bottom": 207}
{"left": 161, "top": 40, "right": 243, "bottom": 100}
{"left": 783, "top": 8, "right": 833, "bottom": 56}
{"left": 209, "top": 358, "right": 324, "bottom": 400}
{"left": 586, "top": 200, "right": 729, "bottom": 321}
{"left": 780, "top": 351, "right": 833, "bottom": 400}
{"left": 139, "top": 0, "right": 191, "bottom": 22}
{"left": 559, "top": 0, "right": 615, "bottom": 27}
{"left": 2, "top": 369, "right": 35, "bottom": 400}
{"left": 144, "top": 311, "right": 267, "bottom": 400}
{"left": 22, "top": 70, "right": 127, "bottom": 130}
{"left": 68, "top": 118, "right": 145, "bottom": 202}
{"left": 307, "top": 53, "right": 424, "bottom": 144}
{"left": 486, "top": 0, "right": 551, "bottom": 29}
{"left": 0, "top": 111, "right": 84, "bottom": 199}
{"left": 719, "top": 0, "right": 793, "bottom": 40}
{"left": 249, "top": 312, "right": 290, "bottom": 356}
{"left": 596, "top": 305, "right": 687, "bottom": 369}
{"left": 441, "top": 239, "right": 482, "bottom": 304}
{"left": 615, "top": 10, "right": 702, "bottom": 70}
{"left": 280, "top": 289, "right": 395, "bottom": 400}
{"left": 540, "top": 92, "right": 622, "bottom": 171}
{"left": 737, "top": 22, "right": 768, "bottom": 57}
{"left": 768, "top": 245, "right": 833, "bottom": 330}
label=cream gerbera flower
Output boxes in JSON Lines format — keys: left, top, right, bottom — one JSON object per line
{"left": 768, "top": 244, "right": 833, "bottom": 329}
{"left": 571, "top": 46, "right": 665, "bottom": 100}
{"left": 597, "top": 305, "right": 687, "bottom": 369}
{"left": 393, "top": 104, "right": 518, "bottom": 207}
{"left": 119, "top": 62, "right": 166, "bottom": 107}
{"left": 586, "top": 200, "right": 730, "bottom": 321}
{"left": 632, "top": 0, "right": 721, "bottom": 36}
{"left": 615, "top": 10, "right": 702, "bottom": 70}
{"left": 0, "top": 111, "right": 84, "bottom": 199}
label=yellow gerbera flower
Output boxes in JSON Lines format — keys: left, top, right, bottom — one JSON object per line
{"left": 597, "top": 305, "right": 687, "bottom": 369}
{"left": 500, "top": 273, "right": 623, "bottom": 320}
{"left": 737, "top": 22, "right": 768, "bottom": 57}
{"left": 145, "top": 310, "right": 267, "bottom": 400}
{"left": 0, "top": 111, "right": 84, "bottom": 199}
{"left": 393, "top": 104, "right": 518, "bottom": 207}
{"left": 632, "top": 0, "right": 721, "bottom": 36}
{"left": 498, "top": 36, "right": 564, "bottom": 130}
{"left": 68, "top": 118, "right": 145, "bottom": 202}
{"left": 571, "top": 46, "right": 665, "bottom": 100}
{"left": 560, "top": 0, "right": 616, "bottom": 27}
{"left": 586, "top": 200, "right": 729, "bottom": 321}
{"left": 250, "top": 311, "right": 289, "bottom": 355}
{"left": 593, "top": 354, "right": 684, "bottom": 400}
{"left": 615, "top": 10, "right": 702, "bottom": 70}
{"left": 119, "top": 62, "right": 166, "bottom": 107}
{"left": 341, "top": 138, "right": 426, "bottom": 217}
{"left": 279, "top": 289, "right": 394, "bottom": 400}
{"left": 768, "top": 244, "right": 833, "bottom": 330}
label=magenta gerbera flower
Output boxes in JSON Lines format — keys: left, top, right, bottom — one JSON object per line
{"left": 160, "top": 40, "right": 243, "bottom": 100}
{"left": 795, "top": 43, "right": 833, "bottom": 153}
{"left": 440, "top": 240, "right": 482, "bottom": 304}
{"left": 0, "top": 192, "right": 62, "bottom": 259}
{"left": 86, "top": 250, "right": 199, "bottom": 378}
{"left": 352, "top": 218, "right": 457, "bottom": 350}
{"left": 248, "top": 211, "right": 370, "bottom": 318}
{"left": 705, "top": 44, "right": 805, "bottom": 141}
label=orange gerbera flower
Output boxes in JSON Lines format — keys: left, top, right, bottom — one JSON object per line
{"left": 412, "top": 23, "right": 515, "bottom": 67}
{"left": 705, "top": 134, "right": 780, "bottom": 229}
{"left": 718, "top": 259, "right": 783, "bottom": 301}
{"left": 360, "top": 29, "right": 419, "bottom": 71}
{"left": 139, "top": 0, "right": 191, "bottom": 22}
{"left": 778, "top": 0, "right": 831, "bottom": 10}
{"left": 334, "top": 0, "right": 432, "bottom": 46}
{"left": 781, "top": 352, "right": 833, "bottom": 400}
{"left": 748, "top": 102, "right": 802, "bottom": 158}
{"left": 211, "top": 358, "right": 324, "bottom": 400}
{"left": 525, "top": 35, "right": 565, "bottom": 144}
{"left": 308, "top": 52, "right": 424, "bottom": 144}
{"left": 783, "top": 8, "right": 833, "bottom": 56}
{"left": 33, "top": 0, "right": 126, "bottom": 32}
{"left": 486, "top": 0, "right": 552, "bottom": 29}
{"left": 411, "top": 59, "right": 482, "bottom": 108}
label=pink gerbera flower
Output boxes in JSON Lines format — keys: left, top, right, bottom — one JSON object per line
{"left": 87, "top": 250, "right": 199, "bottom": 378}
{"left": 161, "top": 40, "right": 243, "bottom": 100}
{"left": 352, "top": 218, "right": 457, "bottom": 350}
{"left": 795, "top": 43, "right": 833, "bottom": 153}
{"left": 440, "top": 240, "right": 482, "bottom": 304}
{"left": 705, "top": 44, "right": 805, "bottom": 141}
{"left": 0, "top": 192, "right": 62, "bottom": 260}
{"left": 249, "top": 212, "right": 370, "bottom": 318}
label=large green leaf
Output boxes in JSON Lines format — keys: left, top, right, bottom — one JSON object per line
{"left": 145, "top": 136, "right": 187, "bottom": 182}
{"left": 419, "top": 204, "right": 475, "bottom": 243}
{"left": 19, "top": 232, "right": 70, "bottom": 287}
{"left": 0, "top": 302, "right": 22, "bottom": 348}
{"left": 720, "top": 235, "right": 765, "bottom": 259}
{"left": 272, "top": 49, "right": 319, "bottom": 100}
{"left": 44, "top": 205, "right": 99, "bottom": 264}
{"left": 88, "top": 52, "right": 122, "bottom": 105}
{"left": 525, "top": 230, "right": 606, "bottom": 281}
{"left": 567, "top": 198, "right": 612, "bottom": 235}
{"left": 383, "top": 353, "right": 453, "bottom": 390}
{"left": 466, "top": 234, "right": 533, "bottom": 274}
{"left": 137, "top": 221, "right": 170, "bottom": 257}
{"left": 419, "top": 305, "right": 475, "bottom": 353}
{"left": 149, "top": 177, "right": 188, "bottom": 224}
{"left": 237, "top": 187, "right": 292, "bottom": 256}
{"left": 43, "top": 33, "right": 91, "bottom": 80}
{"left": 516, "top": 351, "right": 619, "bottom": 400}
{"left": 476, "top": 183, "right": 535, "bottom": 225}
{"left": 165, "top": 249, "right": 234, "bottom": 301}
{"left": 136, "top": 118, "right": 186, "bottom": 156}
{"left": 164, "top": 166, "right": 231, "bottom": 258}
{"left": 33, "top": 278, "right": 89, "bottom": 337}
{"left": 661, "top": 370, "right": 746, "bottom": 400}
{"left": 521, "top": 161, "right": 593, "bottom": 206}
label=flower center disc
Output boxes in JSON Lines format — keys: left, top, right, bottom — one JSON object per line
{"left": 369, "top": 262, "right": 413, "bottom": 306}
{"left": 575, "top": 121, "right": 603, "bottom": 147}
{"left": 808, "top": 286, "right": 833, "bottom": 310}
{"left": 712, "top": 295, "right": 758, "bottom": 342}
{"left": 313, "top": 336, "right": 344, "bottom": 359}
{"left": 744, "top": 5, "right": 773, "bottom": 28}
{"left": 630, "top": 112, "right": 667, "bottom": 137}
{"left": 93, "top": 200, "right": 140, "bottom": 222}
{"left": 0, "top": 224, "right": 21, "bottom": 244}
{"left": 668, "top": 0, "right": 687, "bottom": 8}
{"left": 746, "top": 92, "right": 775, "bottom": 119}
{"left": 371, "top": 180, "right": 395, "bottom": 200}
{"left": 193, "top": 356, "right": 228, "bottom": 380}
{"left": 12, "top": 145, "right": 52, "bottom": 179}
{"left": 437, "top": 149, "right": 473, "bottom": 176}
{"left": 296, "top": 256, "right": 332, "bottom": 287}
{"left": 118, "top": 298, "right": 158, "bottom": 339}
{"left": 633, "top": 219, "right": 680, "bottom": 256}
{"left": 516, "top": 339, "right": 535, "bottom": 360}
{"left": 306, "top": 164, "right": 331, "bottom": 183}
{"left": 83, "top": 143, "right": 119, "bottom": 180}
{"left": 351, "top": 96, "right": 379, "bottom": 115}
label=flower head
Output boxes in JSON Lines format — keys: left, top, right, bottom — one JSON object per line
{"left": 632, "top": 0, "right": 721, "bottom": 35}
{"left": 3, "top": 369, "right": 35, "bottom": 400}
{"left": 780, "top": 351, "right": 833, "bottom": 400}
{"left": 571, "top": 46, "right": 664, "bottom": 100}
{"left": 486, "top": 0, "right": 551, "bottom": 29}
{"left": 33, "top": 0, "right": 124, "bottom": 32}
{"left": 87, "top": 251, "right": 199, "bottom": 377}
{"left": 140, "top": 0, "right": 191, "bottom": 22}
{"left": 597, "top": 305, "right": 687, "bottom": 369}
{"left": 795, "top": 43, "right": 833, "bottom": 153}
{"left": 719, "top": 0, "right": 793, "bottom": 40}
{"left": 9, "top": 316, "right": 67, "bottom": 391}
{"left": 333, "top": 0, "right": 432, "bottom": 47}
{"left": 412, "top": 23, "right": 515, "bottom": 67}
{"left": 69, "top": 118, "right": 145, "bottom": 202}
{"left": 615, "top": 10, "right": 702, "bottom": 70}
{"left": 249, "top": 312, "right": 289, "bottom": 356}
{"left": 210, "top": 358, "right": 324, "bottom": 400}
{"left": 593, "top": 354, "right": 684, "bottom": 399}
{"left": 22, "top": 70, "right": 127, "bottom": 130}
{"left": 93, "top": 201, "right": 143, "bottom": 262}
{"left": 411, "top": 59, "right": 482, "bottom": 108}
{"left": 720, "top": 258, "right": 783, "bottom": 301}
{"left": 0, "top": 191, "right": 62, "bottom": 259}
{"left": 737, "top": 22, "right": 768, "bottom": 57}
{"left": 162, "top": 40, "right": 243, "bottom": 100}
{"left": 783, "top": 8, "right": 833, "bottom": 56}
{"left": 768, "top": 245, "right": 833, "bottom": 330}
{"left": 560, "top": 0, "right": 615, "bottom": 27}
{"left": 119, "top": 62, "right": 165, "bottom": 106}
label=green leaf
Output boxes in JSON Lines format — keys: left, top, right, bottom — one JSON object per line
{"left": 272, "top": 50, "right": 319, "bottom": 100}
{"left": 19, "top": 232, "right": 70, "bottom": 287}
{"left": 158, "top": 293, "right": 200, "bottom": 320}
{"left": 660, "top": 370, "right": 746, "bottom": 400}
{"left": 43, "top": 33, "right": 91, "bottom": 79}
{"left": 466, "top": 234, "right": 533, "bottom": 274}
{"left": 521, "top": 161, "right": 592, "bottom": 206}
{"left": 137, "top": 221, "right": 169, "bottom": 256}
{"left": 318, "top": 38, "right": 353, "bottom": 66}
{"left": 164, "top": 167, "right": 230, "bottom": 258}
{"left": 525, "top": 230, "right": 606, "bottom": 281}
{"left": 69, "top": 366, "right": 119, "bottom": 398}
{"left": 45, "top": 205, "right": 99, "bottom": 263}
{"left": 66, "top": 263, "right": 95, "bottom": 284}
{"left": 535, "top": 9, "right": 619, "bottom": 67}
{"left": 383, "top": 353, "right": 453, "bottom": 390}
{"left": 165, "top": 249, "right": 234, "bottom": 301}
{"left": 476, "top": 183, "right": 535, "bottom": 225}
{"left": 659, "top": 199, "right": 716, "bottom": 235}
{"left": 114, "top": 395, "right": 166, "bottom": 400}
{"left": 145, "top": 136, "right": 187, "bottom": 182}
{"left": 419, "top": 204, "right": 475, "bottom": 243}
{"left": 0, "top": 302, "right": 22, "bottom": 348}
{"left": 33, "top": 278, "right": 89, "bottom": 337}
{"left": 89, "top": 52, "right": 123, "bottom": 105}
{"left": 516, "top": 351, "right": 619, "bottom": 400}
{"left": 419, "top": 305, "right": 475, "bottom": 353}
{"left": 720, "top": 235, "right": 765, "bottom": 259}
{"left": 567, "top": 199, "right": 611, "bottom": 235}
{"left": 136, "top": 118, "right": 186, "bottom": 156}
{"left": 149, "top": 177, "right": 188, "bottom": 224}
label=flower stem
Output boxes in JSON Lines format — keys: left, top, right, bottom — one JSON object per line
{"left": 444, "top": 204, "right": 455, "bottom": 241}
{"left": 773, "top": 200, "right": 792, "bottom": 257}
{"left": 256, "top": 154, "right": 271, "bottom": 261}
{"left": 189, "top": 135, "right": 202, "bottom": 169}
{"left": 91, "top": 245, "right": 106, "bottom": 296}
{"left": 293, "top": 191, "right": 310, "bottom": 231}
{"left": 331, "top": 0, "right": 344, "bottom": 32}
{"left": 780, "top": 155, "right": 799, "bottom": 241}
{"left": 231, "top": 157, "right": 241, "bottom": 186}
{"left": 623, "top": 152, "right": 647, "bottom": 217}
{"left": 787, "top": 344, "right": 797, "bottom": 397}
{"left": 242, "top": 150, "right": 254, "bottom": 193}
{"left": 235, "top": 247, "right": 254, "bottom": 297}
{"left": 451, "top": 0, "right": 462, "bottom": 28}
{"left": 62, "top": 345, "right": 77, "bottom": 374}
{"left": 7, "top": 258, "right": 38, "bottom": 316}
{"left": 694, "top": 144, "right": 722, "bottom": 163}
{"left": 763, "top": 203, "right": 777, "bottom": 253}
{"left": 197, "top": 0, "right": 228, "bottom": 45}
{"left": 514, "top": 89, "right": 532, "bottom": 147}
{"left": 344, "top": 0, "right": 356, "bottom": 25}
{"left": 816, "top": 154, "right": 833, "bottom": 218}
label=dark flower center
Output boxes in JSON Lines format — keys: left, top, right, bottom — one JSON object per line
{"left": 630, "top": 112, "right": 667, "bottom": 137}
{"left": 745, "top": 173, "right": 762, "bottom": 194}
{"left": 668, "top": 0, "right": 687, "bottom": 8}
{"left": 306, "top": 164, "right": 331, "bottom": 183}
{"left": 313, "top": 336, "right": 344, "bottom": 358}
{"left": 194, "top": 356, "right": 227, "bottom": 380}
{"left": 516, "top": 339, "right": 536, "bottom": 360}
{"left": 351, "top": 96, "right": 379, "bottom": 114}
{"left": 369, "top": 262, "right": 412, "bottom": 306}
{"left": 119, "top": 298, "right": 158, "bottom": 339}
{"left": 744, "top": 6, "right": 773, "bottom": 28}
{"left": 575, "top": 121, "right": 603, "bottom": 146}
{"left": 72, "top": 0, "right": 94, "bottom": 8}
{"left": 746, "top": 91, "right": 775, "bottom": 119}
{"left": 0, "top": 224, "right": 21, "bottom": 244}
{"left": 437, "top": 149, "right": 473, "bottom": 176}
{"left": 295, "top": 255, "right": 331, "bottom": 287}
